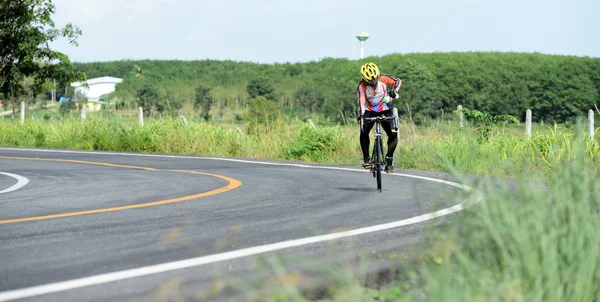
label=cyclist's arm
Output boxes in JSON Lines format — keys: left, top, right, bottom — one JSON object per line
{"left": 380, "top": 74, "right": 402, "bottom": 92}
{"left": 356, "top": 81, "right": 367, "bottom": 115}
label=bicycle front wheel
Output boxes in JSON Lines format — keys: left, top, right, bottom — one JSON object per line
{"left": 375, "top": 137, "right": 382, "bottom": 192}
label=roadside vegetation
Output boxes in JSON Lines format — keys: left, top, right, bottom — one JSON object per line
{"left": 1, "top": 109, "right": 598, "bottom": 179}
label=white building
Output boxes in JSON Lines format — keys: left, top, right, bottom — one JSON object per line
{"left": 70, "top": 76, "right": 123, "bottom": 111}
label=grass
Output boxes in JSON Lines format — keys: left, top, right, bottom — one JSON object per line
{"left": 1, "top": 114, "right": 599, "bottom": 301}
{"left": 1, "top": 114, "right": 597, "bottom": 179}
{"left": 402, "top": 136, "right": 600, "bottom": 302}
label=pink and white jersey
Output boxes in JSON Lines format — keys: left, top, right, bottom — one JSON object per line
{"left": 356, "top": 74, "right": 402, "bottom": 113}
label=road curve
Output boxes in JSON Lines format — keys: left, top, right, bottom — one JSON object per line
{"left": 0, "top": 172, "right": 29, "bottom": 195}
{"left": 0, "top": 148, "right": 474, "bottom": 301}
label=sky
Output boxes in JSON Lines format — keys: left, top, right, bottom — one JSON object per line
{"left": 49, "top": 0, "right": 600, "bottom": 64}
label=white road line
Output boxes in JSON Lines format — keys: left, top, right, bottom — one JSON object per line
{"left": 0, "top": 147, "right": 484, "bottom": 301}
{"left": 0, "top": 172, "right": 29, "bottom": 195}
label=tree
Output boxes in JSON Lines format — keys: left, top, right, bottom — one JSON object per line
{"left": 294, "top": 85, "right": 324, "bottom": 113}
{"left": 393, "top": 59, "right": 444, "bottom": 123}
{"left": 194, "top": 84, "right": 212, "bottom": 121}
{"left": 154, "top": 88, "right": 183, "bottom": 117}
{"left": 0, "top": 0, "right": 86, "bottom": 107}
{"left": 321, "top": 79, "right": 356, "bottom": 124}
{"left": 136, "top": 85, "right": 159, "bottom": 117}
{"left": 133, "top": 64, "right": 143, "bottom": 79}
{"left": 247, "top": 78, "right": 277, "bottom": 100}
{"left": 284, "top": 63, "right": 303, "bottom": 77}
{"left": 162, "top": 92, "right": 184, "bottom": 116}
{"left": 246, "top": 96, "right": 282, "bottom": 134}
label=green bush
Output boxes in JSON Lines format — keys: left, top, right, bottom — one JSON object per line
{"left": 282, "top": 123, "right": 343, "bottom": 161}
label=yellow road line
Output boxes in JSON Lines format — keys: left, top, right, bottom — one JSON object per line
{"left": 0, "top": 156, "right": 242, "bottom": 225}
{"left": 0, "top": 156, "right": 158, "bottom": 171}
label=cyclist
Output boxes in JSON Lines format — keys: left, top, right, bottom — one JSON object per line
{"left": 356, "top": 62, "right": 402, "bottom": 173}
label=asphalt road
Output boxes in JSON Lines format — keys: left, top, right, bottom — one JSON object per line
{"left": 0, "top": 148, "right": 472, "bottom": 301}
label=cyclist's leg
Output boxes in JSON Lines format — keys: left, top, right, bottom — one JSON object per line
{"left": 382, "top": 123, "right": 398, "bottom": 154}
{"left": 381, "top": 111, "right": 398, "bottom": 156}
{"left": 381, "top": 112, "right": 398, "bottom": 172}
{"left": 360, "top": 111, "right": 376, "bottom": 168}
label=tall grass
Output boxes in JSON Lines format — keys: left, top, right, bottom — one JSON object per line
{"left": 0, "top": 116, "right": 598, "bottom": 179}
{"left": 403, "top": 132, "right": 600, "bottom": 302}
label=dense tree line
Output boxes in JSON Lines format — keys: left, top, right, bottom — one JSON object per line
{"left": 69, "top": 52, "right": 600, "bottom": 124}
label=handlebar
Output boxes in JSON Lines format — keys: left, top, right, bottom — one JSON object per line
{"left": 363, "top": 116, "right": 396, "bottom": 122}
{"left": 360, "top": 115, "right": 397, "bottom": 133}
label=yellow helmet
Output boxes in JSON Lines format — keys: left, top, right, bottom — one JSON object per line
{"left": 360, "top": 62, "right": 380, "bottom": 84}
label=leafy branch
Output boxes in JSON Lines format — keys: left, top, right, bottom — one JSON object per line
{"left": 455, "top": 107, "right": 518, "bottom": 142}
{"left": 0, "top": 0, "right": 86, "bottom": 104}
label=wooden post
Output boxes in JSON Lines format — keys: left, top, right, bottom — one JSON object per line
{"left": 81, "top": 104, "right": 86, "bottom": 122}
{"left": 20, "top": 102, "right": 25, "bottom": 125}
{"left": 138, "top": 107, "right": 144, "bottom": 126}
{"left": 526, "top": 109, "right": 532, "bottom": 139}
{"left": 589, "top": 109, "right": 595, "bottom": 140}
{"left": 457, "top": 105, "right": 463, "bottom": 128}
{"left": 179, "top": 115, "right": 188, "bottom": 126}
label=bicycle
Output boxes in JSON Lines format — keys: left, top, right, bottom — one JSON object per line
{"left": 362, "top": 110, "right": 399, "bottom": 192}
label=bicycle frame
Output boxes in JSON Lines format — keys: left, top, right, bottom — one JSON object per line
{"left": 362, "top": 115, "right": 396, "bottom": 192}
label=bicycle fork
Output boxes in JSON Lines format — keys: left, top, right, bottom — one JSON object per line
{"left": 371, "top": 122, "right": 384, "bottom": 175}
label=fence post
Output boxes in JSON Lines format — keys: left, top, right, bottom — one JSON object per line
{"left": 526, "top": 109, "right": 532, "bottom": 139}
{"left": 179, "top": 115, "right": 188, "bottom": 126}
{"left": 81, "top": 104, "right": 86, "bottom": 122}
{"left": 457, "top": 105, "right": 463, "bottom": 128}
{"left": 589, "top": 109, "right": 595, "bottom": 140}
{"left": 138, "top": 107, "right": 144, "bottom": 126}
{"left": 20, "top": 101, "right": 25, "bottom": 125}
